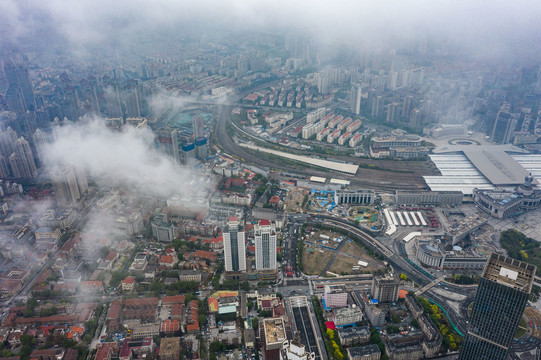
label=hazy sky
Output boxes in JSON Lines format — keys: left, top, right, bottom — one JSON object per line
{"left": 2, "top": 0, "right": 541, "bottom": 62}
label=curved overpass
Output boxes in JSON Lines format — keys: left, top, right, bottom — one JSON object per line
{"left": 310, "top": 215, "right": 472, "bottom": 336}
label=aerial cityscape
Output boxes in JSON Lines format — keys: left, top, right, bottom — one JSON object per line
{"left": 1, "top": 1, "right": 541, "bottom": 360}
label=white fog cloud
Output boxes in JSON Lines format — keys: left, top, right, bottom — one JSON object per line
{"left": 1, "top": 0, "right": 541, "bottom": 62}
{"left": 42, "top": 117, "right": 210, "bottom": 198}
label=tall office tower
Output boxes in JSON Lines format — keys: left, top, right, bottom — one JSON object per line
{"left": 0, "top": 155, "right": 9, "bottom": 178}
{"left": 223, "top": 216, "right": 246, "bottom": 272}
{"left": 74, "top": 166, "right": 89, "bottom": 194}
{"left": 459, "top": 253, "right": 536, "bottom": 360}
{"left": 124, "top": 86, "right": 141, "bottom": 118}
{"left": 8, "top": 154, "right": 23, "bottom": 178}
{"left": 318, "top": 73, "right": 330, "bottom": 94}
{"left": 409, "top": 108, "right": 421, "bottom": 129}
{"left": 255, "top": 220, "right": 277, "bottom": 270}
{"left": 14, "top": 137, "right": 38, "bottom": 178}
{"left": 81, "top": 86, "right": 101, "bottom": 115}
{"left": 51, "top": 165, "right": 88, "bottom": 206}
{"left": 371, "top": 95, "right": 382, "bottom": 119}
{"left": 0, "top": 127, "right": 18, "bottom": 159}
{"left": 62, "top": 87, "right": 81, "bottom": 120}
{"left": 33, "top": 128, "right": 49, "bottom": 162}
{"left": 371, "top": 275, "right": 400, "bottom": 303}
{"left": 192, "top": 116, "right": 204, "bottom": 138}
{"left": 349, "top": 84, "right": 362, "bottom": 115}
{"left": 105, "top": 86, "right": 123, "bottom": 118}
{"left": 385, "top": 102, "right": 401, "bottom": 123}
{"left": 5, "top": 85, "right": 26, "bottom": 115}
{"left": 386, "top": 71, "right": 398, "bottom": 91}
{"left": 402, "top": 95, "right": 413, "bottom": 118}
{"left": 4, "top": 62, "right": 35, "bottom": 112}
{"left": 491, "top": 107, "right": 519, "bottom": 144}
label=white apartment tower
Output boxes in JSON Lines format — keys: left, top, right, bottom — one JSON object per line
{"left": 255, "top": 220, "right": 277, "bottom": 270}
{"left": 223, "top": 216, "right": 246, "bottom": 272}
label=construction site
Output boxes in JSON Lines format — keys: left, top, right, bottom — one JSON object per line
{"left": 301, "top": 227, "right": 386, "bottom": 276}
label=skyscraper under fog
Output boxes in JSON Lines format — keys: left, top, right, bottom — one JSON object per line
{"left": 51, "top": 165, "right": 89, "bottom": 206}
{"left": 4, "top": 62, "right": 35, "bottom": 113}
{"left": 459, "top": 253, "right": 536, "bottom": 360}
{"left": 349, "top": 84, "right": 362, "bottom": 115}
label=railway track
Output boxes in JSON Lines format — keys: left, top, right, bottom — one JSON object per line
{"left": 214, "top": 105, "right": 426, "bottom": 192}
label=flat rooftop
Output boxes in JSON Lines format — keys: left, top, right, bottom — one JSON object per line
{"left": 483, "top": 253, "right": 536, "bottom": 293}
{"left": 463, "top": 147, "right": 531, "bottom": 186}
{"left": 263, "top": 318, "right": 287, "bottom": 345}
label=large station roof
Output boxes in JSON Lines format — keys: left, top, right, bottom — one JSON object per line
{"left": 462, "top": 147, "right": 530, "bottom": 186}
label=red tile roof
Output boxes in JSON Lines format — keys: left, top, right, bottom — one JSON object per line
{"left": 186, "top": 322, "right": 199, "bottom": 332}
{"left": 160, "top": 319, "right": 180, "bottom": 333}
{"left": 269, "top": 196, "right": 280, "bottom": 204}
{"left": 159, "top": 255, "right": 175, "bottom": 264}
{"left": 104, "top": 251, "right": 117, "bottom": 262}
{"left": 162, "top": 295, "right": 185, "bottom": 304}
{"left": 122, "top": 277, "right": 135, "bottom": 284}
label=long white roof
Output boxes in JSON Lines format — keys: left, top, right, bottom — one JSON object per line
{"left": 424, "top": 154, "right": 494, "bottom": 194}
{"left": 238, "top": 143, "right": 359, "bottom": 175}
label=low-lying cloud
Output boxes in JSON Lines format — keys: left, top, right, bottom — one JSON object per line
{"left": 2, "top": 0, "right": 541, "bottom": 62}
{"left": 42, "top": 117, "right": 209, "bottom": 198}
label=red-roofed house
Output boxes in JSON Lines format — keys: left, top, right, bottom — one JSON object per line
{"left": 160, "top": 319, "right": 180, "bottom": 335}
{"left": 161, "top": 295, "right": 185, "bottom": 305}
{"left": 59, "top": 233, "right": 80, "bottom": 256}
{"left": 99, "top": 251, "right": 119, "bottom": 270}
{"left": 121, "top": 277, "right": 135, "bottom": 292}
{"left": 188, "top": 250, "right": 217, "bottom": 262}
{"left": 170, "top": 303, "right": 184, "bottom": 321}
{"left": 269, "top": 196, "right": 280, "bottom": 205}
{"left": 66, "top": 326, "right": 83, "bottom": 342}
{"left": 53, "top": 282, "right": 77, "bottom": 294}
{"left": 202, "top": 235, "right": 223, "bottom": 250}
{"left": 186, "top": 322, "right": 200, "bottom": 333}
{"left": 95, "top": 342, "right": 119, "bottom": 360}
{"left": 80, "top": 281, "right": 103, "bottom": 294}
{"left": 243, "top": 93, "right": 259, "bottom": 103}
{"left": 107, "top": 301, "right": 122, "bottom": 321}
{"left": 158, "top": 255, "right": 178, "bottom": 268}
{"left": 165, "top": 247, "right": 176, "bottom": 256}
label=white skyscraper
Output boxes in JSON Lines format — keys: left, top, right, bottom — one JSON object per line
{"left": 349, "top": 84, "right": 362, "bottom": 115}
{"left": 223, "top": 216, "right": 246, "bottom": 272}
{"left": 255, "top": 220, "right": 277, "bottom": 270}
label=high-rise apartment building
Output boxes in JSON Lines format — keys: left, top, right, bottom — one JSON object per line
{"left": 371, "top": 275, "right": 400, "bottom": 303}
{"left": 349, "top": 84, "right": 362, "bottom": 115}
{"left": 51, "top": 165, "right": 89, "bottom": 206}
{"left": 192, "top": 116, "right": 204, "bottom": 138}
{"left": 14, "top": 137, "right": 38, "bottom": 178}
{"left": 255, "top": 220, "right": 277, "bottom": 270}
{"left": 223, "top": 216, "right": 246, "bottom": 272}
{"left": 459, "top": 253, "right": 536, "bottom": 360}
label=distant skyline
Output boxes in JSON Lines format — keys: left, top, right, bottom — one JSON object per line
{"left": 1, "top": 1, "right": 541, "bottom": 64}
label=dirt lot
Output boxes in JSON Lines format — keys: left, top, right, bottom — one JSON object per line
{"left": 302, "top": 230, "right": 385, "bottom": 275}
{"left": 303, "top": 249, "right": 333, "bottom": 275}
{"left": 328, "top": 241, "right": 386, "bottom": 274}
{"left": 284, "top": 188, "right": 308, "bottom": 213}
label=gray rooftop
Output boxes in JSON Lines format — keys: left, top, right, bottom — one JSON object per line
{"left": 462, "top": 147, "right": 531, "bottom": 186}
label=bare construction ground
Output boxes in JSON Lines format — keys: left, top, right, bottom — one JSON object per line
{"left": 328, "top": 241, "right": 386, "bottom": 275}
